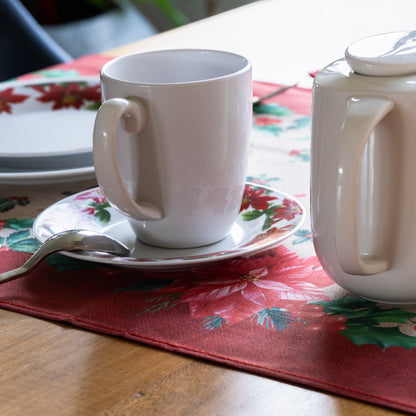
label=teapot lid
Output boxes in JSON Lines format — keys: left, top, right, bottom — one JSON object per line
{"left": 345, "top": 30, "right": 416, "bottom": 76}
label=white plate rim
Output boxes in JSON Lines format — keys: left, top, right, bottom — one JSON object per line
{"left": 0, "top": 165, "right": 95, "bottom": 185}
{"left": 0, "top": 75, "right": 100, "bottom": 167}
{"left": 0, "top": 76, "right": 100, "bottom": 184}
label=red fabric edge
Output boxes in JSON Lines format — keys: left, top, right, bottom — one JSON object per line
{"left": 0, "top": 298, "right": 413, "bottom": 415}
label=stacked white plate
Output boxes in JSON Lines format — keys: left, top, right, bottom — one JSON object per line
{"left": 0, "top": 76, "right": 100, "bottom": 185}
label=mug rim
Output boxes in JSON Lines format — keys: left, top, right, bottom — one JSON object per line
{"left": 100, "top": 48, "right": 252, "bottom": 86}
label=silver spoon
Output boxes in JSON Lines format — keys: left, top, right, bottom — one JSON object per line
{"left": 0, "top": 229, "right": 130, "bottom": 284}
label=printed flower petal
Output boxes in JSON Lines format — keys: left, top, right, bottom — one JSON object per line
{"left": 152, "top": 246, "right": 329, "bottom": 325}
{"left": 0, "top": 88, "right": 29, "bottom": 114}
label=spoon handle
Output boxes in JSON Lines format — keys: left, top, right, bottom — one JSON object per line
{"left": 0, "top": 239, "right": 62, "bottom": 284}
{"left": 0, "top": 265, "right": 32, "bottom": 284}
{"left": 0, "top": 229, "right": 130, "bottom": 285}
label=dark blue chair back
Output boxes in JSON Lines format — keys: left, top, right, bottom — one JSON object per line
{"left": 0, "top": 0, "right": 72, "bottom": 81}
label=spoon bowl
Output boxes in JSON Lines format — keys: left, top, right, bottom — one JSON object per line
{"left": 0, "top": 229, "right": 130, "bottom": 284}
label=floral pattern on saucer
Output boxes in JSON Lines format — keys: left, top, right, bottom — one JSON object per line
{"left": 33, "top": 183, "right": 305, "bottom": 269}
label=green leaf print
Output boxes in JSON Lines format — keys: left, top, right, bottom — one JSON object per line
{"left": 95, "top": 209, "right": 110, "bottom": 224}
{"left": 292, "top": 229, "right": 312, "bottom": 245}
{"left": 253, "top": 307, "right": 295, "bottom": 331}
{"left": 287, "top": 117, "right": 311, "bottom": 130}
{"left": 0, "top": 197, "right": 30, "bottom": 213}
{"left": 0, "top": 219, "right": 38, "bottom": 252}
{"left": 34, "top": 69, "right": 80, "bottom": 78}
{"left": 255, "top": 125, "right": 283, "bottom": 135}
{"left": 6, "top": 229, "right": 30, "bottom": 244}
{"left": 203, "top": 316, "right": 228, "bottom": 330}
{"left": 90, "top": 201, "right": 111, "bottom": 225}
{"left": 2, "top": 218, "right": 34, "bottom": 230}
{"left": 341, "top": 325, "right": 416, "bottom": 350}
{"left": 46, "top": 253, "right": 101, "bottom": 272}
{"left": 241, "top": 210, "right": 264, "bottom": 221}
{"left": 138, "top": 292, "right": 183, "bottom": 315}
{"left": 0, "top": 198, "right": 15, "bottom": 213}
{"left": 5, "top": 230, "right": 39, "bottom": 253}
{"left": 9, "top": 238, "right": 39, "bottom": 253}
{"left": 253, "top": 103, "right": 293, "bottom": 116}
{"left": 84, "top": 102, "right": 101, "bottom": 111}
{"left": 313, "top": 296, "right": 416, "bottom": 350}
{"left": 246, "top": 174, "right": 280, "bottom": 186}
{"left": 240, "top": 189, "right": 288, "bottom": 231}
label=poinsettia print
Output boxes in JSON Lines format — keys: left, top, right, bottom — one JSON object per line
{"left": 252, "top": 103, "right": 291, "bottom": 136}
{"left": 33, "top": 82, "right": 100, "bottom": 110}
{"left": 240, "top": 184, "right": 276, "bottom": 212}
{"left": 73, "top": 188, "right": 105, "bottom": 203}
{"left": 140, "top": 246, "right": 329, "bottom": 328}
{"left": 272, "top": 197, "right": 301, "bottom": 223}
{"left": 254, "top": 116, "right": 282, "bottom": 127}
{"left": 253, "top": 117, "right": 284, "bottom": 136}
{"left": 0, "top": 88, "right": 29, "bottom": 114}
{"left": 252, "top": 101, "right": 312, "bottom": 138}
{"left": 74, "top": 189, "right": 111, "bottom": 224}
{"left": 240, "top": 185, "right": 303, "bottom": 232}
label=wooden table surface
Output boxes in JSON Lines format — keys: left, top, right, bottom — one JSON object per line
{"left": 2, "top": 1, "right": 416, "bottom": 415}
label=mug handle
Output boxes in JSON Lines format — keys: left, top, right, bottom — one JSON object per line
{"left": 93, "top": 97, "right": 163, "bottom": 220}
{"left": 336, "top": 96, "right": 394, "bottom": 275}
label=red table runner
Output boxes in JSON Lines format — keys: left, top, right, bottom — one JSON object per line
{"left": 1, "top": 54, "right": 416, "bottom": 414}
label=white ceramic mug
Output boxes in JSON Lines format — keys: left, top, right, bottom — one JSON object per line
{"left": 93, "top": 49, "right": 252, "bottom": 248}
{"left": 311, "top": 31, "right": 416, "bottom": 304}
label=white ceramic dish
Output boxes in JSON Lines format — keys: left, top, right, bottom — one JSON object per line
{"left": 0, "top": 165, "right": 95, "bottom": 185}
{"left": 33, "top": 183, "right": 305, "bottom": 270}
{"left": 0, "top": 76, "right": 99, "bottom": 178}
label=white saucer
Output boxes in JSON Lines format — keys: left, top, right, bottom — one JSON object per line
{"left": 33, "top": 184, "right": 305, "bottom": 270}
{"left": 0, "top": 76, "right": 99, "bottom": 183}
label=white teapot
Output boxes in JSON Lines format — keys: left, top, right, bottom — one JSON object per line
{"left": 311, "top": 31, "right": 416, "bottom": 303}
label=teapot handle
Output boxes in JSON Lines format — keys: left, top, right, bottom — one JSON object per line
{"left": 336, "top": 96, "right": 394, "bottom": 275}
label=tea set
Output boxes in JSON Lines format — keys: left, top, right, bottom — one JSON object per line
{"left": 4, "top": 33, "right": 416, "bottom": 304}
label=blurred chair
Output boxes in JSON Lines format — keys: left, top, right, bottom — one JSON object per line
{"left": 0, "top": 0, "right": 72, "bottom": 82}
{"left": 42, "top": 0, "right": 157, "bottom": 58}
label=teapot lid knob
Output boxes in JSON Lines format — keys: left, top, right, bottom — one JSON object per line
{"left": 345, "top": 30, "right": 416, "bottom": 76}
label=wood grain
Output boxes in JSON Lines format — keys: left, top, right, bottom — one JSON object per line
{"left": 0, "top": 309, "right": 406, "bottom": 416}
